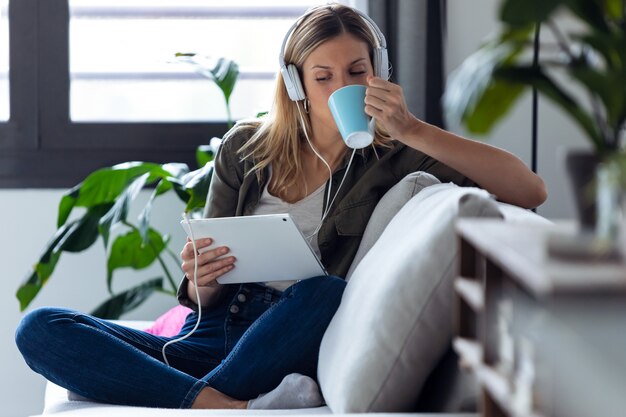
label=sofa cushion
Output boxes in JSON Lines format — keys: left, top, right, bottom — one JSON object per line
{"left": 45, "top": 381, "right": 333, "bottom": 416}
{"left": 143, "top": 305, "right": 192, "bottom": 337}
{"left": 317, "top": 183, "right": 500, "bottom": 413}
{"left": 346, "top": 171, "right": 441, "bottom": 280}
{"left": 497, "top": 201, "right": 551, "bottom": 225}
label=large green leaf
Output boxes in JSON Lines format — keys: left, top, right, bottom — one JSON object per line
{"left": 57, "top": 163, "right": 176, "bottom": 228}
{"left": 90, "top": 278, "right": 163, "bottom": 319}
{"left": 16, "top": 252, "right": 61, "bottom": 311}
{"left": 500, "top": 0, "right": 560, "bottom": 27}
{"left": 138, "top": 179, "right": 173, "bottom": 243}
{"left": 34, "top": 251, "right": 62, "bottom": 286}
{"left": 160, "top": 162, "right": 190, "bottom": 181}
{"left": 19, "top": 159, "right": 196, "bottom": 314}
{"left": 174, "top": 53, "right": 239, "bottom": 125}
{"left": 16, "top": 283, "right": 40, "bottom": 312}
{"left": 175, "top": 54, "right": 239, "bottom": 101}
{"left": 71, "top": 162, "right": 168, "bottom": 209}
{"left": 563, "top": 0, "right": 611, "bottom": 34}
{"left": 446, "top": 0, "right": 625, "bottom": 154}
{"left": 60, "top": 205, "right": 113, "bottom": 253}
{"left": 603, "top": 0, "right": 623, "bottom": 19}
{"left": 213, "top": 57, "right": 239, "bottom": 105}
{"left": 196, "top": 145, "right": 215, "bottom": 168}
{"left": 137, "top": 162, "right": 191, "bottom": 242}
{"left": 182, "top": 162, "right": 214, "bottom": 213}
{"left": 57, "top": 185, "right": 81, "bottom": 227}
{"left": 501, "top": 0, "right": 613, "bottom": 33}
{"left": 106, "top": 228, "right": 168, "bottom": 293}
{"left": 465, "top": 79, "right": 526, "bottom": 134}
{"left": 569, "top": 66, "right": 625, "bottom": 133}
{"left": 444, "top": 36, "right": 526, "bottom": 131}
{"left": 495, "top": 66, "right": 604, "bottom": 151}
{"left": 576, "top": 30, "right": 626, "bottom": 70}
{"left": 16, "top": 204, "right": 112, "bottom": 311}
{"left": 99, "top": 173, "right": 150, "bottom": 247}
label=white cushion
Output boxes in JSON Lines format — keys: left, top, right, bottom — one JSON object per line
{"left": 44, "top": 382, "right": 331, "bottom": 416}
{"left": 42, "top": 381, "right": 476, "bottom": 416}
{"left": 346, "top": 171, "right": 441, "bottom": 280}
{"left": 318, "top": 183, "right": 498, "bottom": 413}
{"left": 497, "top": 201, "right": 551, "bottom": 225}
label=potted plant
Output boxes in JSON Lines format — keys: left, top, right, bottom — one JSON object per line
{"left": 16, "top": 56, "right": 239, "bottom": 319}
{"left": 443, "top": 0, "right": 626, "bottom": 228}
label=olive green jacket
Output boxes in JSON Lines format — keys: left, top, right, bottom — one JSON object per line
{"left": 178, "top": 122, "right": 475, "bottom": 308}
{"left": 206, "top": 122, "right": 476, "bottom": 276}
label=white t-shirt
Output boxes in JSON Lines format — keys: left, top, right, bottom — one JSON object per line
{"left": 252, "top": 169, "right": 325, "bottom": 291}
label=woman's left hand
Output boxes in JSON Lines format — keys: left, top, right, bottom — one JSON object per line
{"left": 364, "top": 76, "right": 420, "bottom": 141}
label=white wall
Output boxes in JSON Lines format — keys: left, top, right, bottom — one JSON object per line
{"left": 3, "top": 2, "right": 590, "bottom": 416}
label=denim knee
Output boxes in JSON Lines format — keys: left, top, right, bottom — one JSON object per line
{"left": 16, "top": 307, "right": 47, "bottom": 347}
{"left": 296, "top": 274, "right": 346, "bottom": 292}
{"left": 288, "top": 275, "right": 346, "bottom": 311}
{"left": 15, "top": 307, "right": 71, "bottom": 360}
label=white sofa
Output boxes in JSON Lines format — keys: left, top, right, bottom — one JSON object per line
{"left": 33, "top": 173, "right": 548, "bottom": 417}
{"left": 41, "top": 381, "right": 475, "bottom": 417}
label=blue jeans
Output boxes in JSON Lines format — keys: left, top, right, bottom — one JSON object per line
{"left": 15, "top": 275, "right": 345, "bottom": 408}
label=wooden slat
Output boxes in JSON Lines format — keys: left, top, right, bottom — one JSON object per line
{"left": 455, "top": 277, "right": 484, "bottom": 311}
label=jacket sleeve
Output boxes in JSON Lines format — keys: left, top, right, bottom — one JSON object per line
{"left": 203, "top": 128, "right": 246, "bottom": 218}
{"left": 393, "top": 144, "right": 478, "bottom": 188}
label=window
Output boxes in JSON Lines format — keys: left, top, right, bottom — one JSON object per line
{"left": 68, "top": 0, "right": 322, "bottom": 122}
{"left": 1, "top": 0, "right": 357, "bottom": 187}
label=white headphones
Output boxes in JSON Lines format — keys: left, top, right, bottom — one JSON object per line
{"left": 278, "top": 5, "right": 389, "bottom": 102}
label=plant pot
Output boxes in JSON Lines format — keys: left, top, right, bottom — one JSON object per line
{"left": 565, "top": 150, "right": 601, "bottom": 229}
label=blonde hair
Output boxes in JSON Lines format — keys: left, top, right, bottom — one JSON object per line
{"left": 239, "top": 3, "right": 393, "bottom": 202}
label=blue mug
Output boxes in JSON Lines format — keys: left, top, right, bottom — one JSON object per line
{"left": 328, "top": 85, "right": 374, "bottom": 149}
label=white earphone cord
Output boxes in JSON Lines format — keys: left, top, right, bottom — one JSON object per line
{"left": 163, "top": 102, "right": 361, "bottom": 365}
{"left": 296, "top": 102, "right": 356, "bottom": 241}
{"left": 162, "top": 212, "right": 203, "bottom": 366}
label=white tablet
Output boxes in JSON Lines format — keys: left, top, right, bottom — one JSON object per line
{"left": 180, "top": 214, "right": 327, "bottom": 284}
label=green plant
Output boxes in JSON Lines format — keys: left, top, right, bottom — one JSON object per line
{"left": 16, "top": 57, "right": 239, "bottom": 319}
{"left": 444, "top": 0, "right": 626, "bottom": 157}
{"left": 175, "top": 53, "right": 239, "bottom": 128}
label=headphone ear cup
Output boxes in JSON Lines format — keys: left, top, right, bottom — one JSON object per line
{"left": 280, "top": 65, "right": 298, "bottom": 101}
{"left": 287, "top": 64, "right": 305, "bottom": 101}
{"left": 280, "top": 64, "right": 306, "bottom": 101}
{"left": 373, "top": 48, "right": 389, "bottom": 80}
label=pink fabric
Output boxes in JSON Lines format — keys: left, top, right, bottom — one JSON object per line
{"left": 144, "top": 305, "right": 192, "bottom": 337}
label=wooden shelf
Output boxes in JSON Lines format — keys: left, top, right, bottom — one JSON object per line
{"left": 455, "top": 277, "right": 484, "bottom": 311}
{"left": 451, "top": 220, "right": 626, "bottom": 417}
{"left": 455, "top": 219, "right": 626, "bottom": 297}
{"left": 479, "top": 365, "right": 545, "bottom": 417}
{"left": 453, "top": 337, "right": 482, "bottom": 369}
{"left": 454, "top": 338, "right": 545, "bottom": 417}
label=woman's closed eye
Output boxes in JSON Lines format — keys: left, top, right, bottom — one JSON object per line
{"left": 314, "top": 71, "right": 331, "bottom": 81}
{"left": 315, "top": 71, "right": 367, "bottom": 82}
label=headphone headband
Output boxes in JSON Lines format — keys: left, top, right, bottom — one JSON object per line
{"left": 279, "top": 5, "right": 389, "bottom": 101}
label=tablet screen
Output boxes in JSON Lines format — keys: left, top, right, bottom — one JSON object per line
{"left": 180, "top": 213, "right": 327, "bottom": 284}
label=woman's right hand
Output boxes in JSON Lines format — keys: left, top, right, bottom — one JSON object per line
{"left": 180, "top": 237, "right": 236, "bottom": 287}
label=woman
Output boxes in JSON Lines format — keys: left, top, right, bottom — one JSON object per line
{"left": 16, "top": 3, "right": 546, "bottom": 410}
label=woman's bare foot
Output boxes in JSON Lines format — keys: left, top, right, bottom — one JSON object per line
{"left": 191, "top": 386, "right": 248, "bottom": 409}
